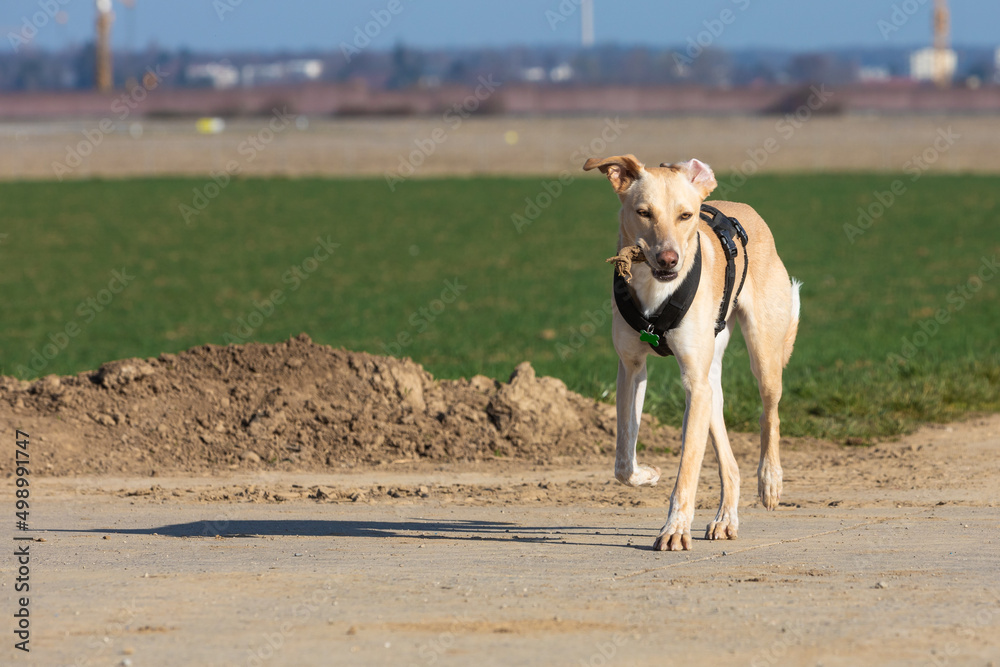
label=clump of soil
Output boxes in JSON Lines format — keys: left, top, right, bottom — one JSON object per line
{"left": 0, "top": 334, "right": 679, "bottom": 476}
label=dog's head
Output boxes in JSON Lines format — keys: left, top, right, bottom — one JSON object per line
{"left": 583, "top": 154, "right": 717, "bottom": 283}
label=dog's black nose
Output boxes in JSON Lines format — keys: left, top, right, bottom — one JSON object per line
{"left": 655, "top": 250, "right": 678, "bottom": 270}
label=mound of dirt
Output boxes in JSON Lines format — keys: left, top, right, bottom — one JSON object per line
{"left": 0, "top": 334, "right": 679, "bottom": 476}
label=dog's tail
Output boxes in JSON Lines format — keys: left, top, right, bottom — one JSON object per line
{"left": 782, "top": 278, "right": 802, "bottom": 367}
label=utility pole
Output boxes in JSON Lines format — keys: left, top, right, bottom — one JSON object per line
{"left": 96, "top": 0, "right": 114, "bottom": 92}
{"left": 932, "top": 0, "right": 951, "bottom": 87}
{"left": 581, "top": 0, "right": 594, "bottom": 48}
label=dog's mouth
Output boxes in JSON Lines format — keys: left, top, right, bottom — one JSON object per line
{"left": 650, "top": 268, "right": 679, "bottom": 282}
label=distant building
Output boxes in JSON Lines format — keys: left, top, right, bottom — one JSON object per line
{"left": 520, "top": 64, "right": 573, "bottom": 83}
{"left": 910, "top": 47, "right": 956, "bottom": 82}
{"left": 186, "top": 59, "right": 323, "bottom": 89}
{"left": 522, "top": 67, "right": 546, "bottom": 82}
{"left": 241, "top": 59, "right": 323, "bottom": 87}
{"left": 549, "top": 64, "right": 573, "bottom": 82}
{"left": 185, "top": 62, "right": 240, "bottom": 89}
{"left": 858, "top": 66, "right": 890, "bottom": 83}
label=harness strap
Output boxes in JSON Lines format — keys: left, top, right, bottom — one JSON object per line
{"left": 700, "top": 204, "right": 749, "bottom": 334}
{"left": 736, "top": 228, "right": 749, "bottom": 305}
{"left": 613, "top": 238, "right": 701, "bottom": 357}
{"left": 612, "top": 203, "right": 749, "bottom": 356}
{"left": 650, "top": 235, "right": 702, "bottom": 336}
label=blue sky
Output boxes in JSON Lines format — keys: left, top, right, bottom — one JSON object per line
{"left": 4, "top": 0, "right": 1000, "bottom": 53}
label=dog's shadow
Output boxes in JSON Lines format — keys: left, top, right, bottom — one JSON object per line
{"left": 47, "top": 518, "right": 663, "bottom": 549}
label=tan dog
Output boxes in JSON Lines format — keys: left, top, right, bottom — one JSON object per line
{"left": 583, "top": 154, "right": 801, "bottom": 551}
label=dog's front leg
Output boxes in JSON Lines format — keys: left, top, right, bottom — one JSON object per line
{"left": 654, "top": 360, "right": 713, "bottom": 551}
{"left": 614, "top": 356, "right": 661, "bottom": 487}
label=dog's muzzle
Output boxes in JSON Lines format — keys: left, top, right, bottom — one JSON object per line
{"left": 650, "top": 267, "right": 678, "bottom": 282}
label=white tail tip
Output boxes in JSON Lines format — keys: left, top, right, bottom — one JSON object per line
{"left": 790, "top": 278, "right": 802, "bottom": 322}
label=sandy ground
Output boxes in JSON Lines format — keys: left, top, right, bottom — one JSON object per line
{"left": 2, "top": 114, "right": 1000, "bottom": 181}
{"left": 1, "top": 415, "right": 998, "bottom": 666}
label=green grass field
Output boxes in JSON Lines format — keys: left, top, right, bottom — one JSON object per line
{"left": 2, "top": 174, "right": 998, "bottom": 441}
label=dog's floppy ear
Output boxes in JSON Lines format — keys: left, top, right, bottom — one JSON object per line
{"left": 583, "top": 154, "right": 644, "bottom": 194}
{"left": 666, "top": 159, "right": 717, "bottom": 198}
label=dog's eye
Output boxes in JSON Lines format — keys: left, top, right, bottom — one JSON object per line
{"left": 679, "top": 212, "right": 693, "bottom": 220}
{"left": 636, "top": 209, "right": 651, "bottom": 218}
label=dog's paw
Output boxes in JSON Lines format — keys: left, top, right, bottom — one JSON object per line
{"left": 653, "top": 529, "right": 691, "bottom": 551}
{"left": 706, "top": 512, "right": 739, "bottom": 540}
{"left": 615, "top": 464, "right": 661, "bottom": 487}
{"left": 757, "top": 462, "right": 783, "bottom": 510}
{"left": 653, "top": 514, "right": 692, "bottom": 551}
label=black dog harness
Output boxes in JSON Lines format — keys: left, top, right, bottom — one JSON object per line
{"left": 613, "top": 203, "right": 749, "bottom": 357}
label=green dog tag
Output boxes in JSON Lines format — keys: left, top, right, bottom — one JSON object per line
{"left": 639, "top": 331, "right": 659, "bottom": 346}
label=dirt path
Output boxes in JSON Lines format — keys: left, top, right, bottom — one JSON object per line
{"left": 2, "top": 415, "right": 998, "bottom": 666}
{"left": 3, "top": 115, "right": 999, "bottom": 181}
